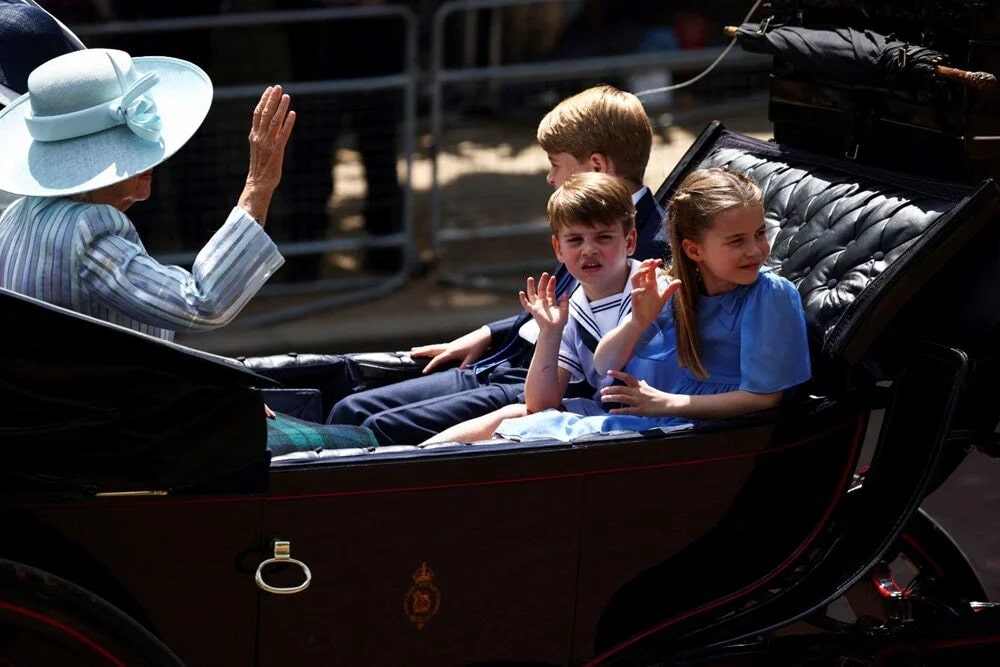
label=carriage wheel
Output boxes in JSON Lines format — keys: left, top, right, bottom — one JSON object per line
{"left": 652, "top": 515, "right": 988, "bottom": 667}
{"left": 0, "top": 558, "right": 183, "bottom": 667}
{"left": 801, "top": 508, "right": 987, "bottom": 635}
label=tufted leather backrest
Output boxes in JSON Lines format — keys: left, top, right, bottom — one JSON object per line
{"left": 656, "top": 124, "right": 1000, "bottom": 393}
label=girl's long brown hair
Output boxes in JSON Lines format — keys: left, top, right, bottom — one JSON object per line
{"left": 665, "top": 167, "right": 763, "bottom": 378}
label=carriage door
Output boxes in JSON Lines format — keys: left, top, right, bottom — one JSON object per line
{"left": 255, "top": 449, "right": 582, "bottom": 666}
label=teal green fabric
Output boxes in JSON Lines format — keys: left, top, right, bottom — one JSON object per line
{"left": 266, "top": 413, "right": 378, "bottom": 456}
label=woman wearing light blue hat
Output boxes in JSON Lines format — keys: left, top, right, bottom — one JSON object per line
{"left": 0, "top": 46, "right": 382, "bottom": 453}
{"left": 0, "top": 47, "right": 295, "bottom": 342}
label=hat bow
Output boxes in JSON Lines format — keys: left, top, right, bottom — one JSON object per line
{"left": 25, "top": 52, "right": 163, "bottom": 144}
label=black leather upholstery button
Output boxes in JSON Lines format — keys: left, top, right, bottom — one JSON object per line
{"left": 873, "top": 251, "right": 885, "bottom": 261}
{"left": 827, "top": 278, "right": 838, "bottom": 288}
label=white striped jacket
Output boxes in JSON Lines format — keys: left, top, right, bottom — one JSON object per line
{"left": 0, "top": 196, "right": 284, "bottom": 341}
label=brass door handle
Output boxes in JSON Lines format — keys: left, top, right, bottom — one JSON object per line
{"left": 255, "top": 540, "right": 312, "bottom": 595}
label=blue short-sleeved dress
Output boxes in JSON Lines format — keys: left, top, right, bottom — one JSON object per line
{"left": 495, "top": 269, "right": 811, "bottom": 441}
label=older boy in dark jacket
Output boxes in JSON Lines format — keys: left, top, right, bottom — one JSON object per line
{"left": 329, "top": 85, "right": 668, "bottom": 444}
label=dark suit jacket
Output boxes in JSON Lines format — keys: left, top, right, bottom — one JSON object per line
{"left": 474, "top": 187, "right": 668, "bottom": 375}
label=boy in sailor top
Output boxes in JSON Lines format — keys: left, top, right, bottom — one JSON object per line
{"left": 328, "top": 84, "right": 668, "bottom": 445}
{"left": 422, "top": 171, "right": 644, "bottom": 444}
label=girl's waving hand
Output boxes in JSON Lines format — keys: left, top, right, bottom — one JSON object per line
{"left": 630, "top": 259, "right": 681, "bottom": 329}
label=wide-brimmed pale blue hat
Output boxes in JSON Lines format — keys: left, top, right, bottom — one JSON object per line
{"left": 0, "top": 48, "right": 213, "bottom": 197}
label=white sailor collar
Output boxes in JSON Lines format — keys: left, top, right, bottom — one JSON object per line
{"left": 567, "top": 258, "right": 642, "bottom": 345}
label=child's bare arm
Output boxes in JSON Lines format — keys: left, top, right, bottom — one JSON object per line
{"left": 593, "top": 316, "right": 647, "bottom": 377}
{"left": 524, "top": 338, "right": 572, "bottom": 412}
{"left": 595, "top": 261, "right": 680, "bottom": 375}
{"left": 411, "top": 271, "right": 565, "bottom": 373}
{"left": 420, "top": 403, "right": 528, "bottom": 445}
{"left": 599, "top": 370, "right": 782, "bottom": 418}
{"left": 521, "top": 273, "right": 572, "bottom": 411}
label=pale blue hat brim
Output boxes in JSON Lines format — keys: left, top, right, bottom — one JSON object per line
{"left": 0, "top": 55, "right": 213, "bottom": 197}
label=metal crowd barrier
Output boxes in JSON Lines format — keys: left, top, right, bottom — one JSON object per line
{"left": 65, "top": 2, "right": 773, "bottom": 325}
{"left": 428, "top": 0, "right": 772, "bottom": 292}
{"left": 73, "top": 6, "right": 419, "bottom": 326}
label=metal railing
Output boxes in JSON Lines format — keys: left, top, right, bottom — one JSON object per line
{"left": 427, "top": 0, "right": 771, "bottom": 290}
{"left": 60, "top": 2, "right": 773, "bottom": 325}
{"left": 74, "top": 6, "right": 419, "bottom": 326}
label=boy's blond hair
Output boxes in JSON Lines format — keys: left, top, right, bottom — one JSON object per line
{"left": 547, "top": 172, "right": 636, "bottom": 237}
{"left": 536, "top": 84, "right": 652, "bottom": 187}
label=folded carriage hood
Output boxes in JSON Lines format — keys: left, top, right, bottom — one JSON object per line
{"left": 0, "top": 289, "right": 276, "bottom": 496}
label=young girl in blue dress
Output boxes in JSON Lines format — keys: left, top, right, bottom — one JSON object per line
{"left": 493, "top": 166, "right": 812, "bottom": 441}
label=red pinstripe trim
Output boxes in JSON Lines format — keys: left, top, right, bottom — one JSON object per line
{"left": 899, "top": 532, "right": 945, "bottom": 576}
{"left": 0, "top": 599, "right": 126, "bottom": 667}
{"left": 9, "top": 419, "right": 853, "bottom": 510}
{"left": 264, "top": 428, "right": 837, "bottom": 503}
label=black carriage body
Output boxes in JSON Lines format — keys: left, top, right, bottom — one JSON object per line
{"left": 3, "top": 125, "right": 1000, "bottom": 665}
{"left": 0, "top": 293, "right": 863, "bottom": 665}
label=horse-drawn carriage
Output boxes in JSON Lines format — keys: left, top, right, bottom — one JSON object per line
{"left": 3, "top": 117, "right": 1000, "bottom": 665}
{"left": 4, "top": 0, "right": 1000, "bottom": 661}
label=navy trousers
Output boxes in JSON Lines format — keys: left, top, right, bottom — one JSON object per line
{"left": 328, "top": 363, "right": 529, "bottom": 445}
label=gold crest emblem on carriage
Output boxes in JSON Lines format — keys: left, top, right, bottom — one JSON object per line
{"left": 403, "top": 562, "right": 441, "bottom": 630}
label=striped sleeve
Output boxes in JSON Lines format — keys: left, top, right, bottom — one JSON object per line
{"left": 80, "top": 206, "right": 284, "bottom": 332}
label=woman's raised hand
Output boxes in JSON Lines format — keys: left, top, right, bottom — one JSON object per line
{"left": 519, "top": 272, "right": 568, "bottom": 334}
{"left": 239, "top": 85, "right": 297, "bottom": 225}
